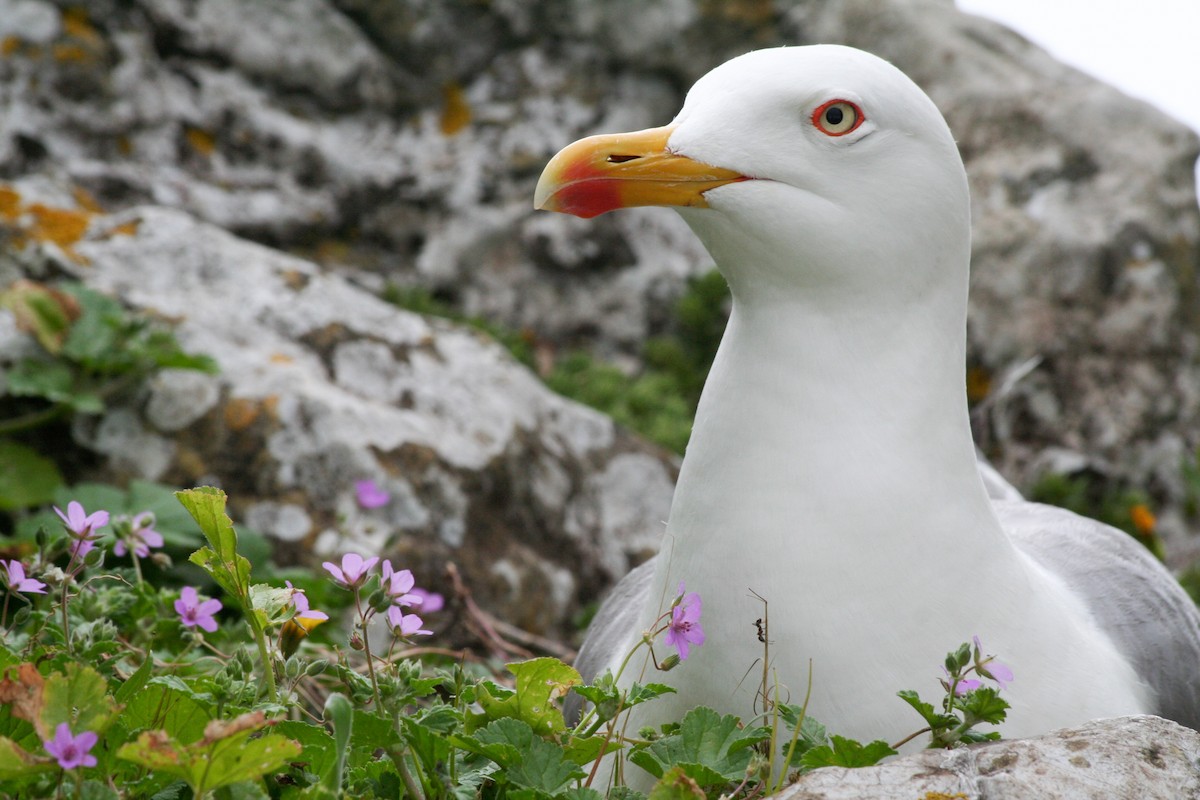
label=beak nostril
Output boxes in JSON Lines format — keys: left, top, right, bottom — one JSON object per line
{"left": 606, "top": 154, "right": 640, "bottom": 163}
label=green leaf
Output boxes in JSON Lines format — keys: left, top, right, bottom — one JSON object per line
{"left": 646, "top": 766, "right": 706, "bottom": 800}
{"left": 321, "top": 693, "right": 353, "bottom": 794}
{"left": 562, "top": 733, "right": 611, "bottom": 766}
{"left": 40, "top": 664, "right": 115, "bottom": 738}
{"left": 0, "top": 735, "right": 55, "bottom": 780}
{"left": 961, "top": 687, "right": 1010, "bottom": 726}
{"left": 274, "top": 720, "right": 335, "bottom": 779}
{"left": 779, "top": 712, "right": 829, "bottom": 765}
{"left": 0, "top": 440, "right": 64, "bottom": 511}
{"left": 114, "top": 660, "right": 154, "bottom": 707}
{"left": 116, "top": 713, "right": 300, "bottom": 795}
{"left": 896, "top": 689, "right": 958, "bottom": 732}
{"left": 474, "top": 658, "right": 580, "bottom": 736}
{"left": 176, "top": 487, "right": 239, "bottom": 564}
{"left": 249, "top": 584, "right": 294, "bottom": 624}
{"left": 628, "top": 706, "right": 767, "bottom": 785}
{"left": 115, "top": 682, "right": 212, "bottom": 745}
{"left": 470, "top": 718, "right": 584, "bottom": 793}
{"left": 799, "top": 735, "right": 896, "bottom": 769}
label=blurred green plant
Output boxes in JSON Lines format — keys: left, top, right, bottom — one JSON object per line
{"left": 0, "top": 280, "right": 217, "bottom": 511}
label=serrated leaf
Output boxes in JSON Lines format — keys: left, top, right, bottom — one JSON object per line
{"left": 628, "top": 682, "right": 676, "bottom": 706}
{"left": 116, "top": 682, "right": 212, "bottom": 745}
{"left": 0, "top": 440, "right": 64, "bottom": 511}
{"left": 114, "top": 659, "right": 154, "bottom": 706}
{"left": 189, "top": 546, "right": 249, "bottom": 605}
{"left": 799, "top": 735, "right": 896, "bottom": 769}
{"left": 41, "top": 664, "right": 115, "bottom": 738}
{"left": 896, "top": 689, "right": 957, "bottom": 732}
{"left": 176, "top": 487, "right": 240, "bottom": 568}
{"left": 629, "top": 706, "right": 766, "bottom": 785}
{"left": 472, "top": 718, "right": 583, "bottom": 792}
{"left": 562, "top": 733, "right": 612, "bottom": 766}
{"left": 961, "top": 687, "right": 1009, "bottom": 726}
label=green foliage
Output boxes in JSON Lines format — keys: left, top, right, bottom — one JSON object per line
{"left": 0, "top": 280, "right": 217, "bottom": 513}
{"left": 0, "top": 482, "right": 1022, "bottom": 798}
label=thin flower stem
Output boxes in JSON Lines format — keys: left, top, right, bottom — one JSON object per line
{"left": 250, "top": 620, "right": 278, "bottom": 703}
{"left": 1, "top": 591, "right": 9, "bottom": 630}
{"left": 890, "top": 725, "right": 933, "bottom": 750}
{"left": 131, "top": 550, "right": 145, "bottom": 587}
{"left": 354, "top": 590, "right": 383, "bottom": 710}
{"left": 60, "top": 580, "right": 72, "bottom": 656}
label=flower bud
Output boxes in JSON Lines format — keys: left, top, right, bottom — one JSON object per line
{"left": 305, "top": 659, "right": 329, "bottom": 677}
{"left": 658, "top": 654, "right": 681, "bottom": 671}
{"left": 83, "top": 547, "right": 105, "bottom": 569}
{"left": 284, "top": 656, "right": 303, "bottom": 680}
{"left": 349, "top": 631, "right": 364, "bottom": 651}
{"left": 35, "top": 526, "right": 50, "bottom": 548}
{"left": 11, "top": 606, "right": 32, "bottom": 627}
{"left": 368, "top": 589, "right": 391, "bottom": 614}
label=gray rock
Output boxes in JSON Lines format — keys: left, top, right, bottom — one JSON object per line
{"left": 778, "top": 715, "right": 1200, "bottom": 800}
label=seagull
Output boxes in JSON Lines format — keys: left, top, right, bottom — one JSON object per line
{"left": 534, "top": 44, "right": 1200, "bottom": 750}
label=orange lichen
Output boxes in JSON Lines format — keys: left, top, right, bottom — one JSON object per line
{"left": 1, "top": 36, "right": 21, "bottom": 57}
{"left": 1130, "top": 504, "right": 1157, "bottom": 537}
{"left": 26, "top": 203, "right": 93, "bottom": 253}
{"left": 185, "top": 126, "right": 216, "bottom": 157}
{"left": 224, "top": 398, "right": 262, "bottom": 431}
{"left": 439, "top": 83, "right": 472, "bottom": 136}
{"left": 269, "top": 353, "right": 294, "bottom": 364}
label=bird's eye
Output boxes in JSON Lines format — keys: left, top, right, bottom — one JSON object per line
{"left": 812, "top": 100, "right": 864, "bottom": 136}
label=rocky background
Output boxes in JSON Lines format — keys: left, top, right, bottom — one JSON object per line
{"left": 1, "top": 0, "right": 1198, "bottom": 640}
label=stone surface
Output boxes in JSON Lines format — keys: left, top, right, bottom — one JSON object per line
{"left": 780, "top": 715, "right": 1200, "bottom": 800}
{"left": 1, "top": 0, "right": 1198, "bottom": 627}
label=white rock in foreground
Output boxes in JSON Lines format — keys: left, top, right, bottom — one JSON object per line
{"left": 779, "top": 716, "right": 1200, "bottom": 800}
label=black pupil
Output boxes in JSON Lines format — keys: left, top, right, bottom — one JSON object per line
{"left": 826, "top": 106, "right": 845, "bottom": 126}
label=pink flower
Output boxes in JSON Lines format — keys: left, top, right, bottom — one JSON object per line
{"left": 322, "top": 553, "right": 379, "bottom": 588}
{"left": 387, "top": 604, "right": 432, "bottom": 637}
{"left": 54, "top": 501, "right": 109, "bottom": 539}
{"left": 410, "top": 587, "right": 445, "bottom": 613}
{"left": 2, "top": 560, "right": 46, "bottom": 595}
{"left": 381, "top": 560, "right": 421, "bottom": 606}
{"left": 43, "top": 723, "right": 97, "bottom": 770}
{"left": 175, "top": 586, "right": 222, "bottom": 632}
{"left": 285, "top": 580, "right": 329, "bottom": 624}
{"left": 113, "top": 512, "right": 164, "bottom": 558}
{"left": 973, "top": 635, "right": 1014, "bottom": 690}
{"left": 664, "top": 582, "right": 705, "bottom": 661}
{"left": 354, "top": 480, "right": 390, "bottom": 510}
{"left": 54, "top": 501, "right": 108, "bottom": 562}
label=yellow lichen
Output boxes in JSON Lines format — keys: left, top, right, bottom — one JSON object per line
{"left": 966, "top": 366, "right": 992, "bottom": 404}
{"left": 439, "top": 83, "right": 472, "bottom": 136}
{"left": 62, "top": 6, "right": 102, "bottom": 46}
{"left": 1, "top": 36, "right": 21, "bottom": 57}
{"left": 185, "top": 126, "right": 216, "bottom": 157}
{"left": 0, "top": 185, "right": 22, "bottom": 219}
{"left": 51, "top": 43, "right": 90, "bottom": 63}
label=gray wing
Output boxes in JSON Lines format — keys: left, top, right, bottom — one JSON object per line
{"left": 997, "top": 499, "right": 1200, "bottom": 728}
{"left": 566, "top": 558, "right": 656, "bottom": 724}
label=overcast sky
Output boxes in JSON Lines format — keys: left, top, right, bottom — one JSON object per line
{"left": 957, "top": 0, "right": 1200, "bottom": 134}
{"left": 957, "top": 0, "right": 1200, "bottom": 204}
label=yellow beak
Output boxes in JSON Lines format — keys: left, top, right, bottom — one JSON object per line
{"left": 534, "top": 125, "right": 746, "bottom": 218}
